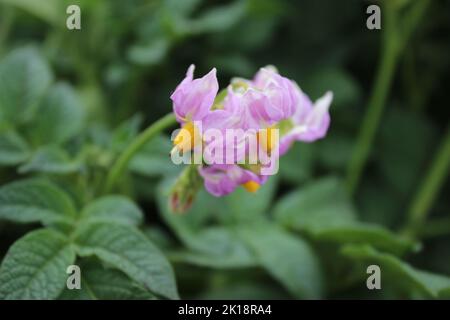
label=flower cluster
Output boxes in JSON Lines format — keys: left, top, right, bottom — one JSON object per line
{"left": 169, "top": 64, "right": 332, "bottom": 211}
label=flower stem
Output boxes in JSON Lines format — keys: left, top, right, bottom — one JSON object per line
{"left": 104, "top": 113, "right": 177, "bottom": 193}
{"left": 418, "top": 217, "right": 450, "bottom": 239}
{"left": 346, "top": 0, "right": 430, "bottom": 195}
{"left": 402, "top": 126, "right": 450, "bottom": 237}
{"left": 346, "top": 2, "right": 400, "bottom": 195}
{"left": 0, "top": 6, "right": 14, "bottom": 52}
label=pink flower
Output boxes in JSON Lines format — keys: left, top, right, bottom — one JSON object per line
{"left": 251, "top": 66, "right": 298, "bottom": 120}
{"left": 279, "top": 90, "right": 333, "bottom": 155}
{"left": 226, "top": 66, "right": 299, "bottom": 128}
{"left": 198, "top": 164, "right": 267, "bottom": 197}
{"left": 170, "top": 65, "right": 218, "bottom": 124}
{"left": 168, "top": 64, "right": 332, "bottom": 205}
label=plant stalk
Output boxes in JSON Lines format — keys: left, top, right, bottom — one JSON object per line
{"left": 402, "top": 126, "right": 450, "bottom": 237}
{"left": 346, "top": 2, "right": 400, "bottom": 195}
{"left": 346, "top": 0, "right": 430, "bottom": 195}
{"left": 104, "top": 113, "right": 177, "bottom": 193}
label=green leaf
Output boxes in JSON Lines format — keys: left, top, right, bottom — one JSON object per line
{"left": 378, "top": 108, "right": 437, "bottom": 197}
{"left": 238, "top": 223, "right": 323, "bottom": 299}
{"left": 357, "top": 182, "right": 400, "bottom": 227}
{"left": 303, "top": 67, "right": 362, "bottom": 108}
{"left": 130, "top": 134, "right": 178, "bottom": 178}
{"left": 0, "top": 179, "right": 77, "bottom": 226}
{"left": 18, "top": 147, "right": 81, "bottom": 174}
{"left": 0, "top": 229, "right": 76, "bottom": 299}
{"left": 169, "top": 226, "right": 258, "bottom": 269}
{"left": 157, "top": 179, "right": 219, "bottom": 238}
{"left": 0, "top": 0, "right": 63, "bottom": 25}
{"left": 157, "top": 180, "right": 257, "bottom": 268}
{"left": 274, "top": 177, "right": 415, "bottom": 254}
{"left": 80, "top": 195, "right": 143, "bottom": 226}
{"left": 0, "top": 131, "right": 30, "bottom": 165}
{"left": 110, "top": 114, "right": 143, "bottom": 153}
{"left": 441, "top": 288, "right": 450, "bottom": 299}
{"left": 127, "top": 39, "right": 169, "bottom": 66}
{"left": 0, "top": 47, "right": 53, "bottom": 125}
{"left": 342, "top": 245, "right": 450, "bottom": 298}
{"left": 170, "top": 249, "right": 257, "bottom": 269}
{"left": 279, "top": 143, "right": 315, "bottom": 185}
{"left": 31, "top": 83, "right": 86, "bottom": 145}
{"left": 312, "top": 223, "right": 418, "bottom": 255}
{"left": 217, "top": 175, "right": 278, "bottom": 223}
{"left": 190, "top": 1, "right": 247, "bottom": 34}
{"left": 316, "top": 134, "right": 354, "bottom": 171}
{"left": 59, "top": 259, "right": 154, "bottom": 300}
{"left": 198, "top": 282, "right": 289, "bottom": 300}
{"left": 163, "top": 0, "right": 202, "bottom": 15}
{"left": 74, "top": 222, "right": 178, "bottom": 299}
{"left": 274, "top": 177, "right": 357, "bottom": 230}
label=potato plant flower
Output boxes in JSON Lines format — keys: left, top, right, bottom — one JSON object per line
{"left": 169, "top": 65, "right": 333, "bottom": 212}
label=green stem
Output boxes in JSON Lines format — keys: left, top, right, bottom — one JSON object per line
{"left": 103, "top": 113, "right": 177, "bottom": 193}
{"left": 0, "top": 6, "right": 14, "bottom": 53}
{"left": 346, "top": 0, "right": 430, "bottom": 195}
{"left": 402, "top": 126, "right": 450, "bottom": 237}
{"left": 418, "top": 217, "right": 450, "bottom": 239}
{"left": 346, "top": 3, "right": 400, "bottom": 195}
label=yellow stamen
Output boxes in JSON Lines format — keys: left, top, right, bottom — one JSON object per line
{"left": 257, "top": 127, "right": 277, "bottom": 153}
{"left": 173, "top": 122, "right": 199, "bottom": 153}
{"left": 242, "top": 181, "right": 260, "bottom": 193}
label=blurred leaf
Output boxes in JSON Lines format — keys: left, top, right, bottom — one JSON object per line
{"left": 358, "top": 182, "right": 400, "bottom": 227}
{"left": 59, "top": 259, "right": 154, "bottom": 300}
{"left": 0, "top": 131, "right": 30, "bottom": 165}
{"left": 0, "top": 229, "right": 75, "bottom": 299}
{"left": 110, "top": 114, "right": 143, "bottom": 153}
{"left": 143, "top": 226, "right": 175, "bottom": 250}
{"left": 274, "top": 177, "right": 356, "bottom": 230}
{"left": 128, "top": 38, "right": 169, "bottom": 66}
{"left": 0, "top": 0, "right": 62, "bottom": 25}
{"left": 0, "top": 47, "right": 53, "bottom": 125}
{"left": 274, "top": 177, "right": 416, "bottom": 254}
{"left": 130, "top": 134, "right": 178, "bottom": 178}
{"left": 342, "top": 245, "right": 450, "bottom": 298}
{"left": 313, "top": 224, "right": 418, "bottom": 256}
{"left": 316, "top": 134, "right": 353, "bottom": 171}
{"left": 158, "top": 178, "right": 218, "bottom": 232}
{"left": 198, "top": 282, "right": 288, "bottom": 300}
{"left": 80, "top": 195, "right": 143, "bottom": 227}
{"left": 157, "top": 179, "right": 257, "bottom": 268}
{"left": 31, "top": 83, "right": 86, "bottom": 145}
{"left": 208, "top": 54, "right": 254, "bottom": 78}
{"left": 217, "top": 175, "right": 278, "bottom": 223}
{"left": 214, "top": 0, "right": 283, "bottom": 51}
{"left": 170, "top": 226, "right": 258, "bottom": 269}
{"left": 0, "top": 179, "right": 76, "bottom": 226}
{"left": 18, "top": 147, "right": 81, "bottom": 174}
{"left": 441, "top": 287, "right": 450, "bottom": 299}
{"left": 279, "top": 144, "right": 315, "bottom": 185}
{"left": 163, "top": 0, "right": 202, "bottom": 15}
{"left": 189, "top": 1, "right": 248, "bottom": 34}
{"left": 74, "top": 222, "right": 178, "bottom": 299}
{"left": 238, "top": 223, "right": 323, "bottom": 299}
{"left": 378, "top": 108, "right": 437, "bottom": 197}
{"left": 304, "top": 67, "right": 362, "bottom": 108}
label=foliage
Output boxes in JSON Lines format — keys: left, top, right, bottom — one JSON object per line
{"left": 0, "top": 0, "right": 449, "bottom": 300}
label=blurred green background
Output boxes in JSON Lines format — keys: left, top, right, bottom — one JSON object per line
{"left": 0, "top": 0, "right": 449, "bottom": 299}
